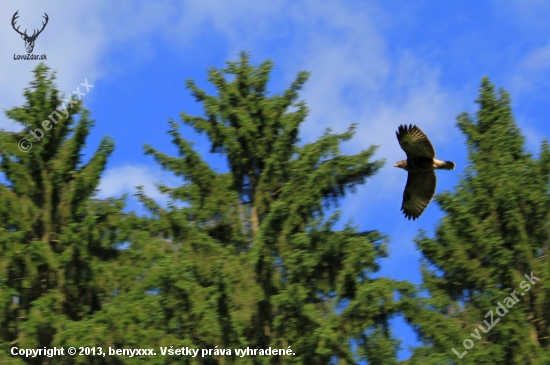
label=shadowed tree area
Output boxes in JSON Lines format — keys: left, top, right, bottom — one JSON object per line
{"left": 0, "top": 65, "right": 130, "bottom": 364}
{"left": 3, "top": 61, "right": 549, "bottom": 365}
{"left": 122, "top": 52, "right": 418, "bottom": 364}
{"left": 404, "top": 77, "right": 550, "bottom": 365}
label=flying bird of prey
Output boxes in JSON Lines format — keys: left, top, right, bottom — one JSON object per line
{"left": 394, "top": 124, "right": 455, "bottom": 220}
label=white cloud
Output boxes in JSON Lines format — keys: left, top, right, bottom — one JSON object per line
{"left": 0, "top": 1, "right": 182, "bottom": 130}
{"left": 521, "top": 44, "right": 550, "bottom": 72}
{"left": 509, "top": 0, "right": 550, "bottom": 28}
{"left": 1, "top": 0, "right": 465, "bottom": 221}
{"left": 1, "top": 2, "right": 103, "bottom": 129}
{"left": 97, "top": 164, "right": 182, "bottom": 208}
{"left": 298, "top": 49, "right": 462, "bottom": 223}
{"left": 163, "top": 0, "right": 463, "bottom": 226}
{"left": 511, "top": 41, "right": 550, "bottom": 94}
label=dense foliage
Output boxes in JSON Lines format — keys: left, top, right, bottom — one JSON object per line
{"left": 0, "top": 65, "right": 129, "bottom": 364}
{"left": 1, "top": 61, "right": 548, "bottom": 365}
{"left": 125, "top": 52, "right": 416, "bottom": 364}
{"left": 405, "top": 78, "right": 550, "bottom": 365}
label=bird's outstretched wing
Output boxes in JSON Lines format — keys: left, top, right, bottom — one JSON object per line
{"left": 401, "top": 171, "right": 436, "bottom": 220}
{"left": 396, "top": 124, "right": 435, "bottom": 159}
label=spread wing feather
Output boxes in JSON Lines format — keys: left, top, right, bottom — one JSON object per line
{"left": 396, "top": 124, "right": 435, "bottom": 159}
{"left": 401, "top": 171, "right": 436, "bottom": 220}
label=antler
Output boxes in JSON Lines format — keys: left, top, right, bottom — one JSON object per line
{"left": 32, "top": 13, "right": 49, "bottom": 38}
{"left": 11, "top": 11, "right": 26, "bottom": 37}
{"left": 11, "top": 11, "right": 49, "bottom": 39}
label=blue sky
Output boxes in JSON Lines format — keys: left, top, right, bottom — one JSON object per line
{"left": 1, "top": 0, "right": 550, "bottom": 361}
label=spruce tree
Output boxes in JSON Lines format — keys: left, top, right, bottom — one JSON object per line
{"left": 0, "top": 64, "right": 127, "bottom": 364}
{"left": 133, "top": 52, "right": 417, "bottom": 364}
{"left": 405, "top": 77, "right": 550, "bottom": 364}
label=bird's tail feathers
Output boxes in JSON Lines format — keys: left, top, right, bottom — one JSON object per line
{"left": 434, "top": 160, "right": 456, "bottom": 170}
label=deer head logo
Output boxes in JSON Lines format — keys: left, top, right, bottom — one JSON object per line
{"left": 12, "top": 11, "right": 49, "bottom": 54}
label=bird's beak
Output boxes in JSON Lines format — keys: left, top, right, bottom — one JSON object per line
{"left": 393, "top": 163, "right": 398, "bottom": 167}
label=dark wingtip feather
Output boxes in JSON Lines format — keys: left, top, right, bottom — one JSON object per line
{"left": 397, "top": 124, "right": 419, "bottom": 139}
{"left": 400, "top": 207, "right": 419, "bottom": 221}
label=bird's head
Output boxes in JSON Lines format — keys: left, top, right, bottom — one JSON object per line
{"left": 394, "top": 160, "right": 408, "bottom": 170}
